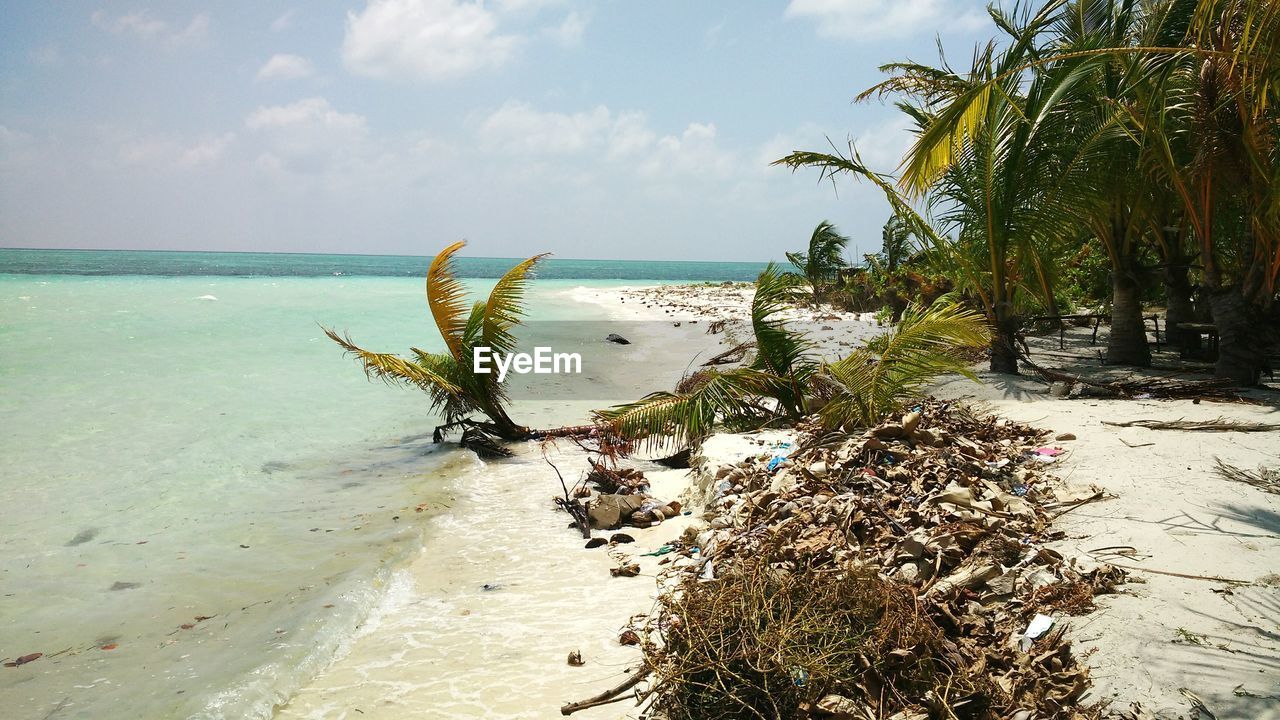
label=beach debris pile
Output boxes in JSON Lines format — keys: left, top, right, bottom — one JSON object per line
{"left": 563, "top": 461, "right": 683, "bottom": 532}
{"left": 608, "top": 400, "right": 1123, "bottom": 719}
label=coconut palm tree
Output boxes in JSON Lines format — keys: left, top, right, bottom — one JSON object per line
{"left": 1145, "top": 0, "right": 1280, "bottom": 382}
{"left": 594, "top": 266, "right": 989, "bottom": 448}
{"left": 786, "top": 220, "right": 851, "bottom": 305}
{"left": 851, "top": 0, "right": 1278, "bottom": 382}
{"left": 593, "top": 265, "right": 813, "bottom": 449}
{"left": 779, "top": 8, "right": 1089, "bottom": 373}
{"left": 324, "top": 241, "right": 547, "bottom": 445}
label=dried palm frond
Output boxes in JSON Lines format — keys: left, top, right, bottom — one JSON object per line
{"left": 1213, "top": 457, "right": 1280, "bottom": 493}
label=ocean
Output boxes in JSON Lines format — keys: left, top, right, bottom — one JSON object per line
{"left": 0, "top": 249, "right": 761, "bottom": 719}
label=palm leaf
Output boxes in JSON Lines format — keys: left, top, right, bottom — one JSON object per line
{"left": 426, "top": 240, "right": 470, "bottom": 361}
{"left": 593, "top": 369, "right": 769, "bottom": 450}
{"left": 482, "top": 252, "right": 550, "bottom": 356}
{"left": 819, "top": 299, "right": 990, "bottom": 429}
{"left": 324, "top": 327, "right": 461, "bottom": 399}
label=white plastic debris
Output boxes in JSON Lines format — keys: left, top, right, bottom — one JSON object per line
{"left": 1019, "top": 613, "right": 1056, "bottom": 651}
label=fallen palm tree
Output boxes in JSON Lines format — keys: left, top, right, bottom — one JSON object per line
{"left": 325, "top": 241, "right": 606, "bottom": 454}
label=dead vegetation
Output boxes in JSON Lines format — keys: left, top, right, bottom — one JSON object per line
{"left": 581, "top": 400, "right": 1124, "bottom": 719}
{"left": 1213, "top": 457, "right": 1280, "bottom": 495}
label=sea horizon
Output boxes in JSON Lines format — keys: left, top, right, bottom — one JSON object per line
{"left": 0, "top": 247, "right": 775, "bottom": 281}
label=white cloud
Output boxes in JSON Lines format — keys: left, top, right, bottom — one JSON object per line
{"left": 852, "top": 115, "right": 914, "bottom": 171}
{"left": 246, "top": 98, "right": 370, "bottom": 176}
{"left": 784, "top": 0, "right": 986, "bottom": 38}
{"left": 118, "top": 133, "right": 235, "bottom": 169}
{"left": 637, "top": 122, "right": 736, "bottom": 180}
{"left": 479, "top": 101, "right": 610, "bottom": 155}
{"left": 256, "top": 54, "right": 315, "bottom": 82}
{"left": 246, "top": 98, "right": 366, "bottom": 132}
{"left": 493, "top": 0, "right": 567, "bottom": 13}
{"left": 477, "top": 101, "right": 738, "bottom": 182}
{"left": 29, "top": 45, "right": 63, "bottom": 66}
{"left": 545, "top": 11, "right": 586, "bottom": 47}
{"left": 342, "top": 0, "right": 518, "bottom": 81}
{"left": 91, "top": 10, "right": 211, "bottom": 48}
{"left": 270, "top": 9, "right": 298, "bottom": 32}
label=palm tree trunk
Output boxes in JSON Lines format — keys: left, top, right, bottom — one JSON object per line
{"left": 989, "top": 303, "right": 1019, "bottom": 374}
{"left": 1208, "top": 286, "right": 1264, "bottom": 385}
{"left": 1163, "top": 263, "right": 1198, "bottom": 353}
{"left": 1106, "top": 270, "right": 1151, "bottom": 366}
{"left": 484, "top": 402, "right": 531, "bottom": 441}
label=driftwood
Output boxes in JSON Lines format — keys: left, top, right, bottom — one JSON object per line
{"left": 1103, "top": 418, "right": 1280, "bottom": 432}
{"left": 1021, "top": 357, "right": 1244, "bottom": 402}
{"left": 560, "top": 666, "right": 651, "bottom": 715}
{"left": 701, "top": 340, "right": 754, "bottom": 366}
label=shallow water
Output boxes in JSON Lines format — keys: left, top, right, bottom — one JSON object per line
{"left": 0, "top": 272, "right": 694, "bottom": 719}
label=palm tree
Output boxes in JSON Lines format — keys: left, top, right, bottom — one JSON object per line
{"left": 786, "top": 220, "right": 850, "bottom": 305}
{"left": 880, "top": 215, "right": 914, "bottom": 273}
{"left": 594, "top": 267, "right": 989, "bottom": 448}
{"left": 1148, "top": 0, "right": 1280, "bottom": 382}
{"left": 846, "top": 0, "right": 1278, "bottom": 382}
{"left": 324, "top": 241, "right": 547, "bottom": 443}
{"left": 593, "top": 265, "right": 813, "bottom": 449}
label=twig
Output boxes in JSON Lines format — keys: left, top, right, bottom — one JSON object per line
{"left": 560, "top": 667, "right": 652, "bottom": 715}
{"left": 1118, "top": 437, "right": 1155, "bottom": 448}
{"left": 545, "top": 454, "right": 591, "bottom": 539}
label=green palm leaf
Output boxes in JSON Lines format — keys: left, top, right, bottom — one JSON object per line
{"left": 819, "top": 299, "right": 991, "bottom": 429}
{"left": 324, "top": 327, "right": 461, "bottom": 400}
{"left": 593, "top": 369, "right": 769, "bottom": 450}
{"left": 482, "top": 253, "right": 550, "bottom": 356}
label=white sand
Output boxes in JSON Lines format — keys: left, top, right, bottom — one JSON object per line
{"left": 932, "top": 359, "right": 1280, "bottom": 719}
{"left": 279, "top": 284, "right": 1280, "bottom": 720}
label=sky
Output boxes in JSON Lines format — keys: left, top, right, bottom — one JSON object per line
{"left": 0, "top": 1, "right": 996, "bottom": 262}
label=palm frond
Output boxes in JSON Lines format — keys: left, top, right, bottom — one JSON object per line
{"left": 749, "top": 264, "right": 811, "bottom": 379}
{"left": 482, "top": 252, "right": 549, "bottom": 355}
{"left": 819, "top": 299, "right": 991, "bottom": 429}
{"left": 426, "top": 240, "right": 471, "bottom": 361}
{"left": 593, "top": 369, "right": 769, "bottom": 450}
{"left": 324, "top": 327, "right": 462, "bottom": 400}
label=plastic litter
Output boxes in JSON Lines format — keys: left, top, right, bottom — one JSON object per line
{"left": 766, "top": 442, "right": 793, "bottom": 473}
{"left": 642, "top": 544, "right": 677, "bottom": 557}
{"left": 1020, "top": 613, "right": 1056, "bottom": 651}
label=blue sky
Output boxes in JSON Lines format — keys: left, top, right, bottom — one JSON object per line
{"left": 0, "top": 1, "right": 994, "bottom": 262}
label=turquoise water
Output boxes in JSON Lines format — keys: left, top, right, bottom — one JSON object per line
{"left": 0, "top": 251, "right": 726, "bottom": 719}
{"left": 0, "top": 248, "right": 770, "bottom": 281}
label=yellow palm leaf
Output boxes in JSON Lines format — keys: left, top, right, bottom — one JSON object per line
{"left": 427, "top": 240, "right": 470, "bottom": 360}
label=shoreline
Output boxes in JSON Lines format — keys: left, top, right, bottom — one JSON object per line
{"left": 280, "top": 281, "right": 1278, "bottom": 719}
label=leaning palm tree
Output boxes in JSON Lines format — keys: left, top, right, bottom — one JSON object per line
{"left": 595, "top": 268, "right": 990, "bottom": 448}
{"left": 593, "top": 265, "right": 814, "bottom": 450}
{"left": 786, "top": 220, "right": 851, "bottom": 305}
{"left": 324, "top": 241, "right": 546, "bottom": 445}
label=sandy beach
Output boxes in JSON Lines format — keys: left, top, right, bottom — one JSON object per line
{"left": 279, "top": 282, "right": 1278, "bottom": 719}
